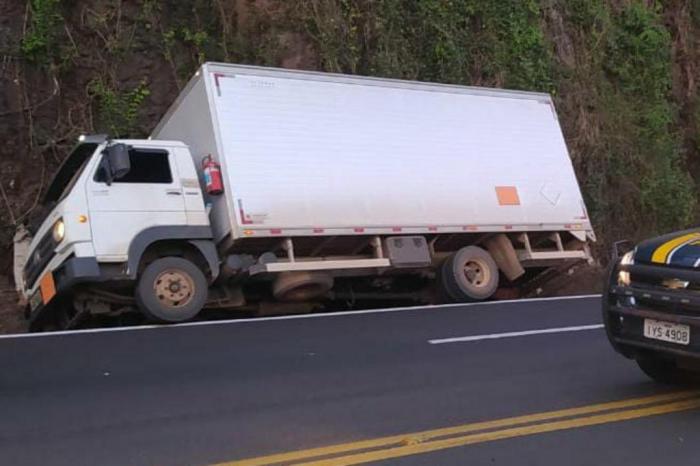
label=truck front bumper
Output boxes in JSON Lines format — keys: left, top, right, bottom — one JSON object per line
{"left": 604, "top": 263, "right": 700, "bottom": 360}
{"left": 25, "top": 256, "right": 103, "bottom": 325}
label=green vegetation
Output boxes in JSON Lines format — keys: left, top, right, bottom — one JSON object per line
{"left": 291, "top": 0, "right": 554, "bottom": 91}
{"left": 550, "top": 1, "right": 696, "bottom": 240}
{"left": 20, "top": 0, "right": 65, "bottom": 66}
{"left": 87, "top": 78, "right": 151, "bottom": 138}
{"left": 606, "top": 3, "right": 695, "bottom": 232}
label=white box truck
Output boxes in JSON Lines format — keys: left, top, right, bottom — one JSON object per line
{"left": 14, "top": 63, "right": 594, "bottom": 330}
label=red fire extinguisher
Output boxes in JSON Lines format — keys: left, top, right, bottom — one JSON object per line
{"left": 202, "top": 155, "right": 223, "bottom": 195}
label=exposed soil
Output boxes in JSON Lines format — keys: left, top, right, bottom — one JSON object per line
{"left": 542, "top": 264, "right": 605, "bottom": 297}
{"left": 0, "top": 275, "right": 25, "bottom": 334}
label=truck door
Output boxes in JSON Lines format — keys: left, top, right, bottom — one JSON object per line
{"left": 86, "top": 146, "right": 187, "bottom": 261}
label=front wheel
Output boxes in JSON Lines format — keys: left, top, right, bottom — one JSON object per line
{"left": 636, "top": 355, "right": 695, "bottom": 385}
{"left": 136, "top": 257, "right": 208, "bottom": 323}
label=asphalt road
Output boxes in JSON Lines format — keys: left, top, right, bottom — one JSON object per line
{"left": 1, "top": 295, "right": 699, "bottom": 465}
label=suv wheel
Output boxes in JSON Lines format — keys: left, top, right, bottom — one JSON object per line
{"left": 636, "top": 355, "right": 695, "bottom": 385}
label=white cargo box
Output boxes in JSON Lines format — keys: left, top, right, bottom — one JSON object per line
{"left": 152, "top": 63, "right": 593, "bottom": 243}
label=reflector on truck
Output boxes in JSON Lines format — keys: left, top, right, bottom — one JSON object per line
{"left": 40, "top": 272, "right": 56, "bottom": 305}
{"left": 495, "top": 186, "right": 521, "bottom": 206}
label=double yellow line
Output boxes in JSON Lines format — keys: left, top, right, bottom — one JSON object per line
{"left": 218, "top": 390, "right": 700, "bottom": 466}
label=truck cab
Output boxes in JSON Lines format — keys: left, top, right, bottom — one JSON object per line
{"left": 15, "top": 135, "right": 219, "bottom": 330}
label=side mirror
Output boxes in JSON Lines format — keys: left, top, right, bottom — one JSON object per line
{"left": 106, "top": 143, "right": 131, "bottom": 180}
{"left": 611, "top": 240, "right": 633, "bottom": 261}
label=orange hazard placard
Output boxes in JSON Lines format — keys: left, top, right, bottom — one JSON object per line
{"left": 495, "top": 186, "right": 520, "bottom": 206}
{"left": 40, "top": 272, "right": 56, "bottom": 305}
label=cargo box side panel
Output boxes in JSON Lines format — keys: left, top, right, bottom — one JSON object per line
{"left": 151, "top": 73, "right": 232, "bottom": 241}
{"left": 211, "top": 70, "right": 591, "bottom": 236}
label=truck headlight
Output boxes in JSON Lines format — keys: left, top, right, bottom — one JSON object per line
{"left": 617, "top": 250, "right": 634, "bottom": 286}
{"left": 52, "top": 218, "right": 65, "bottom": 243}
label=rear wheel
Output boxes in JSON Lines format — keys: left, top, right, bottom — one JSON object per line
{"left": 440, "top": 246, "right": 499, "bottom": 302}
{"left": 636, "top": 355, "right": 695, "bottom": 385}
{"left": 136, "top": 257, "right": 208, "bottom": 323}
{"left": 273, "top": 272, "right": 333, "bottom": 302}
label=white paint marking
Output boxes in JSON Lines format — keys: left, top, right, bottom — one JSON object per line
{"left": 428, "top": 323, "right": 604, "bottom": 345}
{"left": 0, "top": 294, "right": 601, "bottom": 340}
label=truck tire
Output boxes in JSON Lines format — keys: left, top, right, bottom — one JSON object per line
{"left": 636, "top": 356, "right": 695, "bottom": 385}
{"left": 136, "top": 257, "right": 208, "bottom": 323}
{"left": 273, "top": 272, "right": 333, "bottom": 302}
{"left": 441, "top": 246, "right": 499, "bottom": 302}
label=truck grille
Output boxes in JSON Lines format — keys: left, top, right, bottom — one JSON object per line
{"left": 23, "top": 228, "right": 57, "bottom": 289}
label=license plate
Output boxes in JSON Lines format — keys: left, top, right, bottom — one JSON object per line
{"left": 643, "top": 319, "right": 690, "bottom": 346}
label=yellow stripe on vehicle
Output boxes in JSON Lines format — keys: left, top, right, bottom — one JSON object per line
{"left": 219, "top": 390, "right": 699, "bottom": 466}
{"left": 651, "top": 233, "right": 700, "bottom": 264}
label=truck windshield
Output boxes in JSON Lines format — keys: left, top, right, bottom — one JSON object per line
{"left": 43, "top": 142, "right": 99, "bottom": 204}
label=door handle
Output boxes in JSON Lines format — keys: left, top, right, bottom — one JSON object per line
{"left": 166, "top": 189, "right": 182, "bottom": 196}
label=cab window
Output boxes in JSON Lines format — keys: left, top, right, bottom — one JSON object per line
{"left": 95, "top": 148, "right": 173, "bottom": 184}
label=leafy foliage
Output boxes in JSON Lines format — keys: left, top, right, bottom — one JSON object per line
{"left": 20, "top": 0, "right": 64, "bottom": 66}
{"left": 604, "top": 3, "right": 695, "bottom": 233}
{"left": 87, "top": 78, "right": 151, "bottom": 138}
{"left": 292, "top": 0, "right": 554, "bottom": 91}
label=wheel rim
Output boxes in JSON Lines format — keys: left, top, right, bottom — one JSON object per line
{"left": 154, "top": 269, "right": 196, "bottom": 308}
{"left": 463, "top": 259, "right": 491, "bottom": 288}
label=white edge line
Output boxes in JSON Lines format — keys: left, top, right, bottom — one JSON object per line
{"left": 428, "top": 323, "right": 605, "bottom": 345}
{"left": 0, "top": 294, "right": 602, "bottom": 340}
